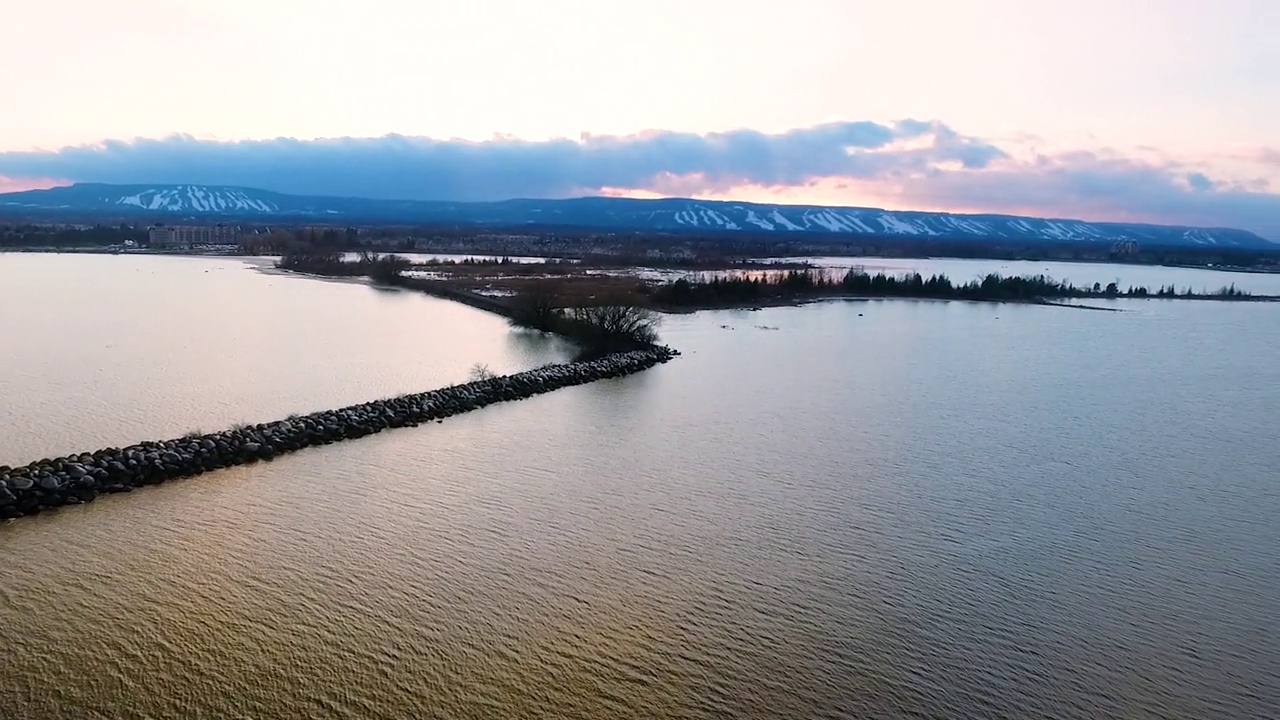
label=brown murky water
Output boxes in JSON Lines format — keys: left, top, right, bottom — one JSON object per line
{"left": 2, "top": 254, "right": 1277, "bottom": 719}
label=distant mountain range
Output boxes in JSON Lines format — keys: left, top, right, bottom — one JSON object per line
{"left": 0, "top": 183, "right": 1272, "bottom": 248}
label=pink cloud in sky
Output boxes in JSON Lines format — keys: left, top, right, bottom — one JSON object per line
{"left": 597, "top": 146, "right": 1280, "bottom": 238}
{"left": 1255, "top": 148, "right": 1280, "bottom": 167}
{"left": 0, "top": 122, "right": 1277, "bottom": 238}
{"left": 0, "top": 176, "right": 68, "bottom": 194}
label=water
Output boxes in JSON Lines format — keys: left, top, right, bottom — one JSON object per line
{"left": 0, "top": 254, "right": 575, "bottom": 465}
{"left": 2, "top": 255, "right": 1278, "bottom": 719}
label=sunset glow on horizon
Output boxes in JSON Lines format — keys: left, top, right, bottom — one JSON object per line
{"left": 2, "top": 0, "right": 1276, "bottom": 235}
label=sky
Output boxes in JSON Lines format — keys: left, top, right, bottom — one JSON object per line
{"left": 1, "top": 0, "right": 1277, "bottom": 237}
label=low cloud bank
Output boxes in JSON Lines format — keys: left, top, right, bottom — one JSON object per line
{"left": 0, "top": 121, "right": 1275, "bottom": 238}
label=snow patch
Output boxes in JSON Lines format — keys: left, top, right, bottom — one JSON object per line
{"left": 943, "top": 216, "right": 991, "bottom": 235}
{"left": 743, "top": 209, "right": 774, "bottom": 230}
{"left": 878, "top": 213, "right": 926, "bottom": 235}
{"left": 835, "top": 211, "right": 877, "bottom": 234}
{"left": 106, "top": 186, "right": 279, "bottom": 214}
{"left": 1009, "top": 219, "right": 1038, "bottom": 235}
{"left": 701, "top": 207, "right": 740, "bottom": 229}
{"left": 769, "top": 210, "right": 804, "bottom": 231}
{"left": 1040, "top": 221, "right": 1072, "bottom": 240}
{"left": 804, "top": 210, "right": 853, "bottom": 232}
{"left": 1183, "top": 229, "right": 1217, "bottom": 245}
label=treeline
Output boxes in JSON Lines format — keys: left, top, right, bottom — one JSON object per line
{"left": 509, "top": 294, "right": 661, "bottom": 358}
{"left": 420, "top": 256, "right": 526, "bottom": 266}
{"left": 0, "top": 223, "right": 142, "bottom": 248}
{"left": 647, "top": 270, "right": 1256, "bottom": 307}
{"left": 239, "top": 227, "right": 361, "bottom": 254}
{"left": 276, "top": 251, "right": 411, "bottom": 283}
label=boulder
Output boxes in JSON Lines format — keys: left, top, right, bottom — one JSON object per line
{"left": 1, "top": 346, "right": 679, "bottom": 520}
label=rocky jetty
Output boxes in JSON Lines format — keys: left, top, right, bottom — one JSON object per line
{"left": 0, "top": 347, "right": 678, "bottom": 520}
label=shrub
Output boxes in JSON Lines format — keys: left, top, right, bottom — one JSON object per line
{"left": 509, "top": 291, "right": 562, "bottom": 332}
{"left": 368, "top": 254, "right": 411, "bottom": 283}
{"left": 564, "top": 305, "right": 660, "bottom": 348}
{"left": 469, "top": 363, "right": 497, "bottom": 381}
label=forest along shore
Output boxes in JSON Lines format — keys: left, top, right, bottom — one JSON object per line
{"left": 273, "top": 251, "right": 1280, "bottom": 316}
{"left": 643, "top": 269, "right": 1275, "bottom": 310}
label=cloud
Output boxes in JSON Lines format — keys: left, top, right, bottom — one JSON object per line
{"left": 1186, "top": 172, "right": 1215, "bottom": 192}
{"left": 861, "top": 151, "right": 1280, "bottom": 238}
{"left": 0, "top": 175, "right": 66, "bottom": 194}
{"left": 0, "top": 121, "right": 1001, "bottom": 200}
{"left": 1255, "top": 148, "right": 1280, "bottom": 167}
{"left": 0, "top": 121, "right": 1277, "bottom": 238}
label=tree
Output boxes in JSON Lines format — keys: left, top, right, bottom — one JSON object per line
{"left": 469, "top": 363, "right": 496, "bottom": 381}
{"left": 509, "top": 291, "right": 562, "bottom": 332}
{"left": 566, "top": 305, "right": 660, "bottom": 348}
{"left": 368, "top": 254, "right": 411, "bottom": 283}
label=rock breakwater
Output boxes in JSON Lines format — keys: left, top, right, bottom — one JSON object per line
{"left": 0, "top": 347, "right": 677, "bottom": 520}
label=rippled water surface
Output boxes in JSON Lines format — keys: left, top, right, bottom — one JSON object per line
{"left": 2, "top": 254, "right": 1278, "bottom": 719}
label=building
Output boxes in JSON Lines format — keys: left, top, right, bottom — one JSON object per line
{"left": 1110, "top": 239, "right": 1140, "bottom": 257}
{"left": 149, "top": 224, "right": 240, "bottom": 249}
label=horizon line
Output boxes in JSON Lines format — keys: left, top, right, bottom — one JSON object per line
{"left": 1, "top": 181, "right": 1267, "bottom": 237}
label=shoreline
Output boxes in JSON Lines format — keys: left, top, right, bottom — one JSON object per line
{"left": 650, "top": 295, "right": 1089, "bottom": 314}
{"left": 5, "top": 245, "right": 1280, "bottom": 277}
{"left": 648, "top": 293, "right": 1280, "bottom": 314}
{"left": 262, "top": 263, "right": 1279, "bottom": 316}
{"left": 260, "top": 266, "right": 522, "bottom": 318}
{"left": 0, "top": 348, "right": 678, "bottom": 521}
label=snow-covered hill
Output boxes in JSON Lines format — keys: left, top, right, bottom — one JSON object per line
{"left": 113, "top": 186, "right": 281, "bottom": 213}
{"left": 0, "top": 183, "right": 1272, "bottom": 249}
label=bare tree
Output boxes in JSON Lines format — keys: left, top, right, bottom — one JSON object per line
{"left": 567, "top": 305, "right": 659, "bottom": 346}
{"left": 509, "top": 291, "right": 562, "bottom": 332}
{"left": 469, "top": 363, "right": 497, "bottom": 381}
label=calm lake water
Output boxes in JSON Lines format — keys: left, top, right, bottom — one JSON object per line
{"left": 2, "top": 254, "right": 1278, "bottom": 719}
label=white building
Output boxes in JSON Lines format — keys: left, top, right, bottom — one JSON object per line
{"left": 149, "top": 224, "right": 240, "bottom": 249}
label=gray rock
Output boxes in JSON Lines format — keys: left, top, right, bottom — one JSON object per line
{"left": 0, "top": 347, "right": 678, "bottom": 520}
